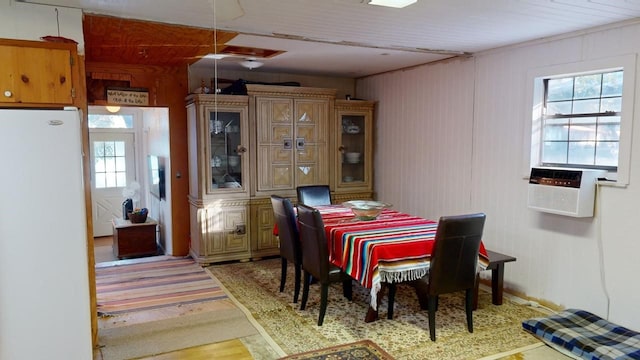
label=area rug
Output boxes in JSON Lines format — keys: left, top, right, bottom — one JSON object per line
{"left": 208, "top": 258, "right": 548, "bottom": 359}
{"left": 96, "top": 256, "right": 277, "bottom": 360}
{"left": 97, "top": 302, "right": 261, "bottom": 360}
{"left": 280, "top": 339, "right": 393, "bottom": 359}
{"left": 96, "top": 256, "right": 228, "bottom": 315}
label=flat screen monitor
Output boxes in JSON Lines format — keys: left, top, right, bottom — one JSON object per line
{"left": 148, "top": 154, "right": 165, "bottom": 199}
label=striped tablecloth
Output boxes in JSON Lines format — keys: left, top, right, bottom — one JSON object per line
{"left": 316, "top": 205, "right": 489, "bottom": 310}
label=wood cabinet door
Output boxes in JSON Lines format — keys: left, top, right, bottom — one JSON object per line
{"left": 204, "top": 205, "right": 249, "bottom": 255}
{"left": 256, "top": 97, "right": 295, "bottom": 191}
{"left": 256, "top": 97, "right": 330, "bottom": 192}
{"left": 294, "top": 98, "right": 330, "bottom": 187}
{"left": 0, "top": 45, "right": 73, "bottom": 105}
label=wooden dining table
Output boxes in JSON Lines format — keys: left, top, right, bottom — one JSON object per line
{"left": 314, "top": 204, "right": 490, "bottom": 322}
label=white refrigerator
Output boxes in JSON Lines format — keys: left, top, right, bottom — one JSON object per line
{"left": 0, "top": 108, "right": 92, "bottom": 359}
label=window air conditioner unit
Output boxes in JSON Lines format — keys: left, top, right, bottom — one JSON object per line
{"left": 527, "top": 167, "right": 605, "bottom": 218}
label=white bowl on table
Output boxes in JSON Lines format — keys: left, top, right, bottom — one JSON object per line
{"left": 342, "top": 200, "right": 392, "bottom": 220}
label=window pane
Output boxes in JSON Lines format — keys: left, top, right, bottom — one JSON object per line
{"left": 547, "top": 78, "right": 573, "bottom": 101}
{"left": 546, "top": 118, "right": 569, "bottom": 125}
{"left": 573, "top": 99, "right": 600, "bottom": 114}
{"left": 94, "top": 142, "right": 104, "bottom": 157}
{"left": 570, "top": 116, "right": 596, "bottom": 125}
{"left": 88, "top": 114, "right": 134, "bottom": 129}
{"left": 95, "top": 173, "right": 106, "bottom": 189}
{"left": 568, "top": 142, "right": 595, "bottom": 165}
{"left": 569, "top": 124, "right": 596, "bottom": 141}
{"left": 115, "top": 156, "right": 126, "bottom": 172}
{"left": 115, "top": 141, "right": 126, "bottom": 156}
{"left": 95, "top": 158, "right": 105, "bottom": 172}
{"left": 542, "top": 142, "right": 568, "bottom": 163}
{"left": 104, "top": 142, "right": 114, "bottom": 157}
{"left": 547, "top": 101, "right": 572, "bottom": 115}
{"left": 597, "top": 124, "right": 620, "bottom": 141}
{"left": 599, "top": 115, "right": 620, "bottom": 125}
{"left": 543, "top": 124, "right": 568, "bottom": 141}
{"left": 596, "top": 142, "right": 619, "bottom": 166}
{"left": 601, "top": 97, "right": 622, "bottom": 112}
{"left": 105, "top": 157, "right": 116, "bottom": 172}
{"left": 602, "top": 71, "right": 623, "bottom": 97}
{"left": 573, "top": 74, "right": 601, "bottom": 99}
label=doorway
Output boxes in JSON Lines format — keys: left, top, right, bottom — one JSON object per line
{"left": 88, "top": 105, "right": 172, "bottom": 260}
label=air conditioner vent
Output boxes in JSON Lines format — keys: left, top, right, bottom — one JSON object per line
{"left": 527, "top": 167, "right": 605, "bottom": 217}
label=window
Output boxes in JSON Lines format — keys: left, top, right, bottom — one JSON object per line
{"left": 88, "top": 113, "right": 133, "bottom": 129}
{"left": 542, "top": 70, "right": 622, "bottom": 169}
{"left": 94, "top": 141, "right": 128, "bottom": 189}
{"left": 527, "top": 54, "right": 636, "bottom": 185}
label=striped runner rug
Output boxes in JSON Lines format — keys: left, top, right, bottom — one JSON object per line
{"left": 96, "top": 257, "right": 228, "bottom": 315}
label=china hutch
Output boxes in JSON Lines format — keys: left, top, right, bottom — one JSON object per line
{"left": 186, "top": 85, "right": 375, "bottom": 265}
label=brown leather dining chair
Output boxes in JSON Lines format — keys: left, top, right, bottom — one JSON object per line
{"left": 270, "top": 195, "right": 303, "bottom": 303}
{"left": 389, "top": 212, "right": 486, "bottom": 341}
{"left": 296, "top": 203, "right": 353, "bottom": 326}
{"left": 296, "top": 185, "right": 332, "bottom": 206}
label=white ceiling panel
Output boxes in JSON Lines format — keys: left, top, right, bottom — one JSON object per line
{"left": 17, "top": 0, "right": 640, "bottom": 76}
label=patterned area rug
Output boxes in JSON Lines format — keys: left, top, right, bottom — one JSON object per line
{"left": 209, "top": 258, "right": 548, "bottom": 359}
{"left": 280, "top": 339, "right": 393, "bottom": 359}
{"left": 96, "top": 257, "right": 228, "bottom": 315}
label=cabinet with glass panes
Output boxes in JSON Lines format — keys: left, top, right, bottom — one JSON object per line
{"left": 186, "top": 94, "right": 250, "bottom": 264}
{"left": 333, "top": 99, "right": 375, "bottom": 198}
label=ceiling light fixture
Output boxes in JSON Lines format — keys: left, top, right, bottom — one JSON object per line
{"left": 240, "top": 59, "right": 264, "bottom": 69}
{"left": 106, "top": 105, "right": 121, "bottom": 113}
{"left": 368, "top": 0, "right": 417, "bottom": 8}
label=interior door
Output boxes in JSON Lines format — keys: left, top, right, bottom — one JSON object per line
{"left": 90, "top": 132, "right": 136, "bottom": 237}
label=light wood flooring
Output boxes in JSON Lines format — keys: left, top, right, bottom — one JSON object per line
{"left": 93, "top": 237, "right": 255, "bottom": 360}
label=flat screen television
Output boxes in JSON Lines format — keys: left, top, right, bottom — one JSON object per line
{"left": 148, "top": 154, "right": 165, "bottom": 199}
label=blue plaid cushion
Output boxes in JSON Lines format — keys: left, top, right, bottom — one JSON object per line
{"left": 522, "top": 309, "right": 640, "bottom": 360}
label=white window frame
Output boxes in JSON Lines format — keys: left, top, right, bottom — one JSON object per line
{"left": 525, "top": 54, "right": 637, "bottom": 186}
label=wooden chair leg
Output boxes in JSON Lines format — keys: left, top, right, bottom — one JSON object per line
{"left": 293, "top": 264, "right": 301, "bottom": 303}
{"left": 387, "top": 283, "right": 397, "bottom": 319}
{"left": 318, "top": 284, "right": 329, "bottom": 326}
{"left": 465, "top": 289, "right": 474, "bottom": 333}
{"left": 428, "top": 296, "right": 438, "bottom": 341}
{"left": 300, "top": 270, "right": 311, "bottom": 310}
{"left": 279, "top": 257, "right": 287, "bottom": 293}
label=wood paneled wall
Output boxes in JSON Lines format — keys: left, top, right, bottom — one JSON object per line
{"left": 356, "top": 20, "right": 640, "bottom": 330}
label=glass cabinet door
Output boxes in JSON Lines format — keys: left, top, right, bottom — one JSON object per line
{"left": 335, "top": 99, "right": 374, "bottom": 192}
{"left": 208, "top": 109, "right": 244, "bottom": 192}
{"left": 340, "top": 114, "right": 366, "bottom": 184}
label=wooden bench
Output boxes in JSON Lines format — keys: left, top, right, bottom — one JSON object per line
{"left": 474, "top": 249, "right": 517, "bottom": 309}
{"left": 404, "top": 249, "right": 516, "bottom": 314}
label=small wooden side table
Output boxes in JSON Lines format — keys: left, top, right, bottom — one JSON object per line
{"left": 112, "top": 217, "right": 158, "bottom": 259}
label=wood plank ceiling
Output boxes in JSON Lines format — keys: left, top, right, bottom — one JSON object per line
{"left": 82, "top": 14, "right": 238, "bottom": 67}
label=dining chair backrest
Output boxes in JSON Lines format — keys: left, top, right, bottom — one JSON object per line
{"left": 296, "top": 203, "right": 331, "bottom": 282}
{"left": 427, "top": 213, "right": 486, "bottom": 296}
{"left": 296, "top": 185, "right": 332, "bottom": 207}
{"left": 270, "top": 195, "right": 301, "bottom": 264}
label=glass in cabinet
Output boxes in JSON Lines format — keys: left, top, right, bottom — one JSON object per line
{"left": 208, "top": 108, "right": 246, "bottom": 192}
{"left": 335, "top": 100, "right": 374, "bottom": 191}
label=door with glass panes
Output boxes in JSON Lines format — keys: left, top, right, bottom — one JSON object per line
{"left": 89, "top": 110, "right": 136, "bottom": 237}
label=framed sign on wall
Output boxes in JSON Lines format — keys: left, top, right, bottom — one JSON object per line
{"left": 106, "top": 87, "right": 149, "bottom": 106}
